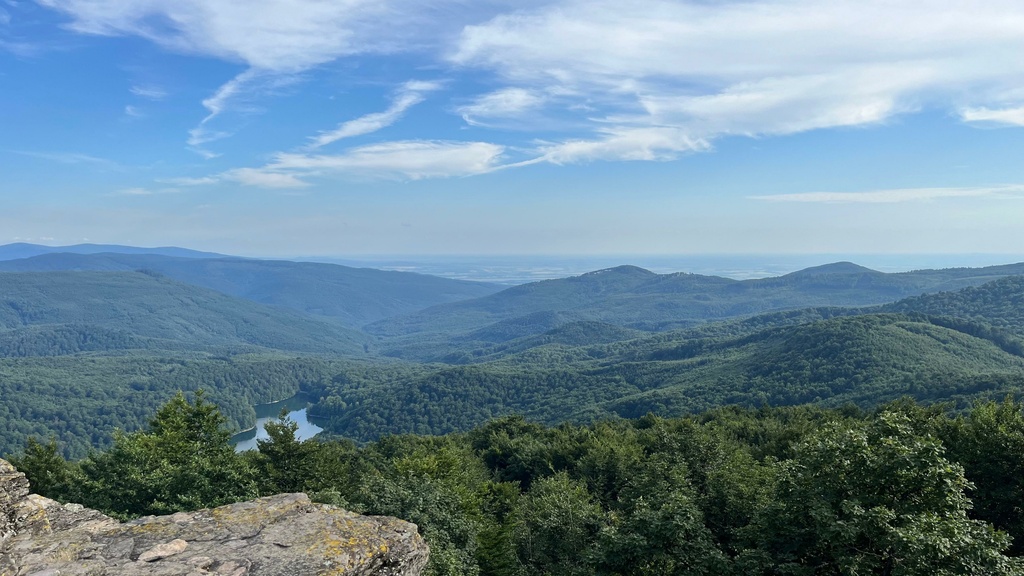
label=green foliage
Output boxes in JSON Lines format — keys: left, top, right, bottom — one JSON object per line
{"left": 747, "top": 411, "right": 1020, "bottom": 575}
{"left": 75, "top": 391, "right": 258, "bottom": 518}
{"left": 7, "top": 436, "right": 79, "bottom": 499}
{"left": 934, "top": 398, "right": 1024, "bottom": 555}
{"left": 514, "top": 472, "right": 604, "bottom": 576}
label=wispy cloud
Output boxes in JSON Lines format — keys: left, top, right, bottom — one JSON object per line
{"left": 451, "top": 0, "right": 1024, "bottom": 162}
{"left": 535, "top": 127, "right": 710, "bottom": 164}
{"left": 184, "top": 68, "right": 262, "bottom": 156}
{"left": 37, "top": 0, "right": 432, "bottom": 154}
{"left": 35, "top": 0, "right": 1024, "bottom": 177}
{"left": 161, "top": 176, "right": 219, "bottom": 186}
{"left": 750, "top": 186, "right": 1024, "bottom": 204}
{"left": 130, "top": 85, "right": 167, "bottom": 100}
{"left": 307, "top": 80, "right": 443, "bottom": 149}
{"left": 206, "top": 140, "right": 506, "bottom": 187}
{"left": 457, "top": 87, "right": 546, "bottom": 126}
{"left": 124, "top": 105, "right": 143, "bottom": 118}
{"left": 12, "top": 150, "right": 121, "bottom": 170}
{"left": 222, "top": 168, "right": 311, "bottom": 189}
{"left": 961, "top": 106, "right": 1024, "bottom": 127}
{"left": 112, "top": 186, "right": 181, "bottom": 196}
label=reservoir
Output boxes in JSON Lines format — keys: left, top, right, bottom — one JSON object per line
{"left": 232, "top": 393, "right": 323, "bottom": 452}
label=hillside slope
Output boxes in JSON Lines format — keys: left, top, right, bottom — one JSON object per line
{"left": 367, "top": 261, "right": 1024, "bottom": 339}
{"left": 0, "top": 252, "right": 502, "bottom": 327}
{"left": 312, "top": 311, "right": 1024, "bottom": 441}
{"left": 0, "top": 271, "right": 369, "bottom": 355}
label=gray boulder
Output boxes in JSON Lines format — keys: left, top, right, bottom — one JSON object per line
{"left": 1, "top": 459, "right": 429, "bottom": 575}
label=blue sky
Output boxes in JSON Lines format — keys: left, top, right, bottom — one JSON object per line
{"left": 2, "top": 0, "right": 1024, "bottom": 258}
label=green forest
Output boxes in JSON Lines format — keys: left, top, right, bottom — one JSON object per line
{"left": 11, "top": 393, "right": 1024, "bottom": 575}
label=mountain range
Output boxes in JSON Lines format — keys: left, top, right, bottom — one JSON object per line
{"left": 3, "top": 242, "right": 1024, "bottom": 458}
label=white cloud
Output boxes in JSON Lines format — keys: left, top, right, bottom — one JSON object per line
{"left": 274, "top": 140, "right": 505, "bottom": 180}
{"left": 223, "top": 168, "right": 311, "bottom": 189}
{"left": 124, "top": 104, "right": 143, "bottom": 117}
{"left": 130, "top": 85, "right": 167, "bottom": 99}
{"left": 37, "top": 0, "right": 447, "bottom": 154}
{"left": 183, "top": 68, "right": 262, "bottom": 155}
{"left": 457, "top": 87, "right": 545, "bottom": 125}
{"left": 38, "top": 0, "right": 396, "bottom": 72}
{"left": 451, "top": 0, "right": 1024, "bottom": 161}
{"left": 38, "top": 0, "right": 1024, "bottom": 174}
{"left": 161, "top": 176, "right": 219, "bottom": 186}
{"left": 222, "top": 140, "right": 505, "bottom": 186}
{"left": 961, "top": 106, "right": 1024, "bottom": 127}
{"left": 113, "top": 186, "right": 181, "bottom": 196}
{"left": 536, "top": 127, "right": 709, "bottom": 164}
{"left": 308, "top": 80, "right": 443, "bottom": 149}
{"left": 750, "top": 185, "right": 1024, "bottom": 204}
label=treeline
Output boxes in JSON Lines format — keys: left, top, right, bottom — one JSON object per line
{"left": 10, "top": 395, "right": 1024, "bottom": 575}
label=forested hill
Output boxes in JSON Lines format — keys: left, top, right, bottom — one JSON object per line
{"left": 0, "top": 271, "right": 369, "bottom": 355}
{"left": 0, "top": 252, "right": 502, "bottom": 327}
{"left": 310, "top": 312, "right": 1024, "bottom": 442}
{"left": 366, "top": 261, "right": 1024, "bottom": 338}
{"left": 881, "top": 275, "right": 1024, "bottom": 334}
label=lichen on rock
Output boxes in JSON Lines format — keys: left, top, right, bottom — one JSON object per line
{"left": 0, "top": 458, "right": 429, "bottom": 576}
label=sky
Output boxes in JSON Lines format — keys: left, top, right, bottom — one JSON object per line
{"left": 2, "top": 0, "right": 1024, "bottom": 258}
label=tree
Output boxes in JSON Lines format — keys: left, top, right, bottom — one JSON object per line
{"left": 77, "top": 391, "right": 257, "bottom": 518}
{"left": 747, "top": 411, "right": 1022, "bottom": 575}
{"left": 256, "top": 413, "right": 319, "bottom": 494}
{"left": 513, "top": 472, "right": 604, "bottom": 576}
{"left": 8, "top": 436, "right": 78, "bottom": 500}
{"left": 937, "top": 397, "right": 1024, "bottom": 554}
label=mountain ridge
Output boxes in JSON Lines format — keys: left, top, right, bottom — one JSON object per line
{"left": 0, "top": 252, "right": 503, "bottom": 328}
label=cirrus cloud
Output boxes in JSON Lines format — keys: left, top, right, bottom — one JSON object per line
{"left": 34, "top": 0, "right": 1024, "bottom": 176}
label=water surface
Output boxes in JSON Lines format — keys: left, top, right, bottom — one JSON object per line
{"left": 232, "top": 393, "right": 323, "bottom": 452}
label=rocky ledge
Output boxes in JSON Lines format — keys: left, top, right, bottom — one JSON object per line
{"left": 1, "top": 459, "right": 429, "bottom": 576}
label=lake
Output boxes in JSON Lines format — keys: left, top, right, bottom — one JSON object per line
{"left": 231, "top": 393, "right": 323, "bottom": 452}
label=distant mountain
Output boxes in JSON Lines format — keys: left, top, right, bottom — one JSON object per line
{"left": 0, "top": 252, "right": 503, "bottom": 328}
{"left": 0, "top": 243, "right": 228, "bottom": 261}
{"left": 367, "top": 262, "right": 1024, "bottom": 338}
{"left": 781, "top": 261, "right": 878, "bottom": 277}
{"left": 0, "top": 271, "right": 370, "bottom": 355}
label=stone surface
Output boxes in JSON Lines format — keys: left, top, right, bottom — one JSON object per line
{"left": 0, "top": 458, "right": 429, "bottom": 576}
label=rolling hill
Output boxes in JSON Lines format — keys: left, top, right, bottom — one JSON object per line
{"left": 366, "top": 261, "right": 1024, "bottom": 340}
{"left": 0, "top": 271, "right": 370, "bottom": 355}
{"left": 0, "top": 252, "right": 503, "bottom": 327}
{"left": 310, "top": 311, "right": 1024, "bottom": 442}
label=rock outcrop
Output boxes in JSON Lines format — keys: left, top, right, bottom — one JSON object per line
{"left": 0, "top": 459, "right": 429, "bottom": 576}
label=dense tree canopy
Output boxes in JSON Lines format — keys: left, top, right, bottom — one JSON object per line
{"left": 13, "top": 397, "right": 1024, "bottom": 575}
